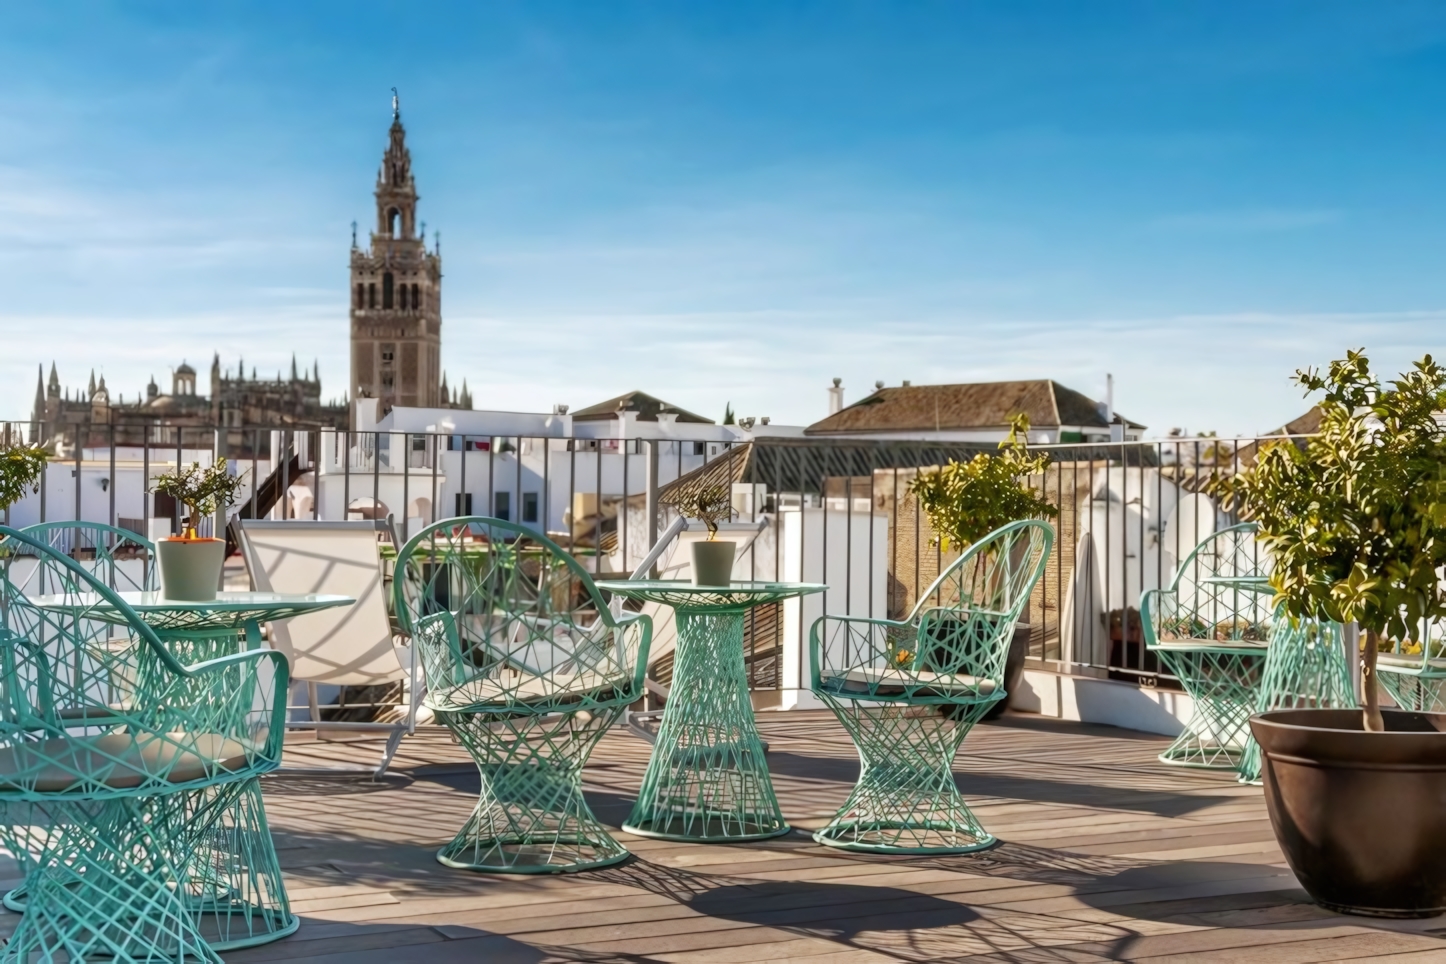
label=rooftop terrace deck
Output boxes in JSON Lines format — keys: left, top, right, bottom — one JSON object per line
{"left": 46, "top": 713, "right": 1446, "bottom": 962}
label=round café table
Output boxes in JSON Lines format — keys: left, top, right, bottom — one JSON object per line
{"left": 25, "top": 591, "right": 353, "bottom": 951}
{"left": 596, "top": 580, "right": 826, "bottom": 843}
{"left": 1201, "top": 576, "right": 1355, "bottom": 784}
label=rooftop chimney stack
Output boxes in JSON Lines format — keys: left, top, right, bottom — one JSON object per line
{"left": 827, "top": 377, "right": 844, "bottom": 415}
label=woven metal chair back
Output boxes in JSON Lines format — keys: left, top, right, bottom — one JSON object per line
{"left": 394, "top": 516, "right": 649, "bottom": 715}
{"left": 10, "top": 522, "right": 156, "bottom": 596}
{"left": 813, "top": 519, "right": 1053, "bottom": 703}
{"left": 1146, "top": 522, "right": 1274, "bottom": 647}
{"left": 0, "top": 525, "right": 285, "bottom": 801}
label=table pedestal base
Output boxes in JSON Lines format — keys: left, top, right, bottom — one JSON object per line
{"left": 624, "top": 610, "right": 788, "bottom": 842}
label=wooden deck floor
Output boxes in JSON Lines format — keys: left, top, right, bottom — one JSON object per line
{"left": 73, "top": 713, "right": 1446, "bottom": 961}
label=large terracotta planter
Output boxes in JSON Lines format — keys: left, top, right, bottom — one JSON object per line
{"left": 691, "top": 541, "right": 736, "bottom": 587}
{"left": 1251, "top": 707, "right": 1446, "bottom": 918}
{"left": 157, "top": 538, "right": 225, "bottom": 601}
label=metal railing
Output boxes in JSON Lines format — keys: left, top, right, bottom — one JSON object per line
{"left": 5, "top": 419, "right": 1293, "bottom": 691}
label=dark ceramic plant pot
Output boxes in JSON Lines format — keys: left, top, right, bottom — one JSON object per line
{"left": 981, "top": 623, "right": 1031, "bottom": 721}
{"left": 157, "top": 538, "right": 225, "bottom": 601}
{"left": 691, "top": 540, "right": 736, "bottom": 587}
{"left": 1251, "top": 707, "right": 1446, "bottom": 918}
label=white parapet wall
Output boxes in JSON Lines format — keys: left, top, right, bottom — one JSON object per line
{"left": 1010, "top": 668, "right": 1192, "bottom": 736}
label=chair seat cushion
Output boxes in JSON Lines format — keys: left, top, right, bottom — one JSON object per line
{"left": 821, "top": 668, "right": 997, "bottom": 698}
{"left": 0, "top": 732, "right": 258, "bottom": 793}
{"left": 428, "top": 670, "right": 629, "bottom": 712}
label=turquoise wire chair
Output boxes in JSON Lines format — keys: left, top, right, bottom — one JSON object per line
{"left": 0, "top": 523, "right": 158, "bottom": 913}
{"left": 15, "top": 521, "right": 157, "bottom": 595}
{"left": 1141, "top": 523, "right": 1273, "bottom": 770}
{"left": 809, "top": 519, "right": 1053, "bottom": 854}
{"left": 393, "top": 517, "right": 651, "bottom": 873}
{"left": 0, "top": 524, "right": 287, "bottom": 963}
{"left": 1377, "top": 616, "right": 1446, "bottom": 712}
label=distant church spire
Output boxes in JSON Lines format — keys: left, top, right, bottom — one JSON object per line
{"left": 349, "top": 92, "right": 443, "bottom": 417}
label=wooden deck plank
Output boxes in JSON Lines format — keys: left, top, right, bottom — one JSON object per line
{"left": 206, "top": 712, "right": 1446, "bottom": 962}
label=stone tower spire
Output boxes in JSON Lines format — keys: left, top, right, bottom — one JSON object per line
{"left": 30, "top": 365, "right": 45, "bottom": 439}
{"left": 349, "top": 92, "right": 444, "bottom": 420}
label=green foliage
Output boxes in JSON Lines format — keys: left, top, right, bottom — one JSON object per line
{"left": 0, "top": 444, "right": 47, "bottom": 511}
{"left": 1214, "top": 349, "right": 1446, "bottom": 643}
{"left": 669, "top": 483, "right": 732, "bottom": 540}
{"left": 909, "top": 415, "right": 1058, "bottom": 553}
{"left": 723, "top": 403, "right": 735, "bottom": 426}
{"left": 152, "top": 460, "right": 244, "bottom": 536}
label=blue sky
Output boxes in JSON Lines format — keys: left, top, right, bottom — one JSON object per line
{"left": 2, "top": 2, "right": 1445, "bottom": 435}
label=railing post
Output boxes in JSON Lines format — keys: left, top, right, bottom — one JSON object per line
{"left": 644, "top": 439, "right": 659, "bottom": 578}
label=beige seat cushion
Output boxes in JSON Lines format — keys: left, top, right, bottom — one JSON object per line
{"left": 0, "top": 732, "right": 258, "bottom": 792}
{"left": 824, "top": 668, "right": 997, "bottom": 698}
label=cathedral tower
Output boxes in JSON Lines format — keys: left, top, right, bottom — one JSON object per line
{"left": 350, "top": 92, "right": 443, "bottom": 417}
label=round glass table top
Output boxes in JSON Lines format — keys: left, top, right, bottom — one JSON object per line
{"left": 28, "top": 591, "right": 355, "bottom": 630}
{"left": 595, "top": 579, "right": 827, "bottom": 610}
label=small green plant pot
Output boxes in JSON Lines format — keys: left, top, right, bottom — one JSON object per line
{"left": 691, "top": 540, "right": 736, "bottom": 587}
{"left": 157, "top": 538, "right": 225, "bottom": 601}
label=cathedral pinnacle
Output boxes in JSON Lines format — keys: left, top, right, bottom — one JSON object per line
{"left": 391, "top": 87, "right": 400, "bottom": 121}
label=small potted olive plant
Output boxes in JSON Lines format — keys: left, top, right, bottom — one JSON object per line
{"left": 671, "top": 484, "right": 735, "bottom": 587}
{"left": 0, "top": 443, "right": 47, "bottom": 517}
{"left": 909, "top": 415, "right": 1057, "bottom": 718}
{"left": 1216, "top": 350, "right": 1446, "bottom": 917}
{"left": 151, "top": 460, "right": 244, "bottom": 601}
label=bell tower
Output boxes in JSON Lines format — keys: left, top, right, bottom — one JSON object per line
{"left": 350, "top": 90, "right": 443, "bottom": 418}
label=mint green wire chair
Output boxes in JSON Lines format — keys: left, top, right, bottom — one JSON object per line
{"left": 15, "top": 522, "right": 157, "bottom": 595}
{"left": 0, "top": 524, "right": 287, "bottom": 963}
{"left": 1, "top": 523, "right": 158, "bottom": 914}
{"left": 809, "top": 519, "right": 1053, "bottom": 854}
{"left": 1377, "top": 616, "right": 1446, "bottom": 712}
{"left": 1141, "top": 523, "right": 1273, "bottom": 770}
{"left": 394, "top": 517, "right": 651, "bottom": 873}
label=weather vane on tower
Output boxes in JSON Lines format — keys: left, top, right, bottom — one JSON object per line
{"left": 391, "top": 87, "right": 399, "bottom": 120}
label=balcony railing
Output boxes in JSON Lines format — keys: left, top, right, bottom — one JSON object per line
{"left": 4, "top": 419, "right": 1295, "bottom": 691}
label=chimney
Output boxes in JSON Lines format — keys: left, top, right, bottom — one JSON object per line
{"left": 827, "top": 378, "right": 844, "bottom": 415}
{"left": 1105, "top": 373, "right": 1114, "bottom": 423}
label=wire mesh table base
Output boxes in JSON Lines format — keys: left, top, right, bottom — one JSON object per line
{"left": 1151, "top": 647, "right": 1266, "bottom": 769}
{"left": 438, "top": 706, "right": 631, "bottom": 873}
{"left": 813, "top": 700, "right": 997, "bottom": 854}
{"left": 624, "top": 609, "right": 788, "bottom": 842}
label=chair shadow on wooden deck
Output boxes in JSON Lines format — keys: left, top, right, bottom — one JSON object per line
{"left": 583, "top": 854, "right": 1157, "bottom": 963}
{"left": 225, "top": 917, "right": 673, "bottom": 964}
{"left": 762, "top": 748, "right": 1236, "bottom": 817}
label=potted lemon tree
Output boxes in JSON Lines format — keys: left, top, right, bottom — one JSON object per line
{"left": 669, "top": 484, "right": 735, "bottom": 587}
{"left": 152, "top": 460, "right": 243, "bottom": 601}
{"left": 909, "top": 416, "right": 1057, "bottom": 717}
{"left": 1219, "top": 350, "right": 1446, "bottom": 917}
